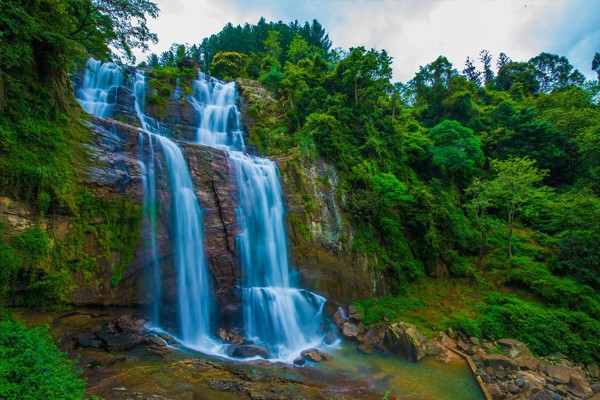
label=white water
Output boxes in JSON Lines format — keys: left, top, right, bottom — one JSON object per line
{"left": 75, "top": 58, "right": 123, "bottom": 118}
{"left": 76, "top": 60, "right": 218, "bottom": 354}
{"left": 190, "top": 73, "right": 326, "bottom": 362}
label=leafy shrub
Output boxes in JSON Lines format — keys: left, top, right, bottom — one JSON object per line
{"left": 0, "top": 314, "right": 86, "bottom": 400}
{"left": 11, "top": 228, "right": 49, "bottom": 267}
{"left": 474, "top": 294, "right": 600, "bottom": 362}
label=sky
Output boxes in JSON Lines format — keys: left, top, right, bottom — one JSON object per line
{"left": 135, "top": 0, "right": 600, "bottom": 82}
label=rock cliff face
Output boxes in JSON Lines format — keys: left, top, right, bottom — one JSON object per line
{"left": 81, "top": 116, "right": 241, "bottom": 319}
{"left": 274, "top": 152, "right": 390, "bottom": 302}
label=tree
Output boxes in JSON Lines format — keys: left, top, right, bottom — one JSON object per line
{"left": 529, "top": 52, "right": 585, "bottom": 93}
{"left": 495, "top": 61, "right": 539, "bottom": 94}
{"left": 70, "top": 0, "right": 160, "bottom": 62}
{"left": 479, "top": 50, "right": 494, "bottom": 85}
{"left": 263, "top": 30, "right": 283, "bottom": 67}
{"left": 462, "top": 57, "right": 481, "bottom": 86}
{"left": 592, "top": 52, "right": 600, "bottom": 81}
{"left": 286, "top": 34, "right": 312, "bottom": 64}
{"left": 335, "top": 47, "right": 393, "bottom": 108}
{"left": 497, "top": 52, "right": 511, "bottom": 70}
{"left": 489, "top": 157, "right": 549, "bottom": 258}
{"left": 210, "top": 51, "right": 248, "bottom": 81}
{"left": 465, "top": 177, "right": 496, "bottom": 259}
{"left": 146, "top": 52, "right": 159, "bottom": 67}
{"left": 428, "top": 119, "right": 484, "bottom": 182}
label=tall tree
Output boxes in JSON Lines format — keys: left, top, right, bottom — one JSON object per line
{"left": 488, "top": 157, "right": 549, "bottom": 258}
{"left": 592, "top": 52, "right": 600, "bottom": 81}
{"left": 70, "top": 0, "right": 159, "bottom": 62}
{"left": 529, "top": 52, "right": 585, "bottom": 93}
{"left": 462, "top": 57, "right": 481, "bottom": 86}
{"left": 479, "top": 50, "right": 494, "bottom": 85}
{"left": 497, "top": 52, "right": 511, "bottom": 70}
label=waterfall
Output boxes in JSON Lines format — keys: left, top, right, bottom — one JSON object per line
{"left": 190, "top": 73, "right": 326, "bottom": 362}
{"left": 76, "top": 58, "right": 123, "bottom": 118}
{"left": 75, "top": 60, "right": 218, "bottom": 354}
{"left": 75, "top": 60, "right": 327, "bottom": 362}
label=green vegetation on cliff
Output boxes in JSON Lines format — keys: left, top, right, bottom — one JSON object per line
{"left": 0, "top": 0, "right": 154, "bottom": 305}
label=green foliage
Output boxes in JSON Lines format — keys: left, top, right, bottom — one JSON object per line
{"left": 0, "top": 314, "right": 86, "bottom": 400}
{"left": 11, "top": 228, "right": 49, "bottom": 267}
{"left": 475, "top": 294, "right": 600, "bottom": 363}
{"left": 428, "top": 119, "right": 483, "bottom": 181}
{"left": 210, "top": 51, "right": 248, "bottom": 81}
{"left": 354, "top": 295, "right": 426, "bottom": 325}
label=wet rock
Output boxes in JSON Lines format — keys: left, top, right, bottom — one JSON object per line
{"left": 231, "top": 345, "right": 268, "bottom": 359}
{"left": 293, "top": 357, "right": 306, "bottom": 366}
{"left": 96, "top": 329, "right": 143, "bottom": 352}
{"left": 342, "top": 322, "right": 359, "bottom": 340}
{"left": 356, "top": 322, "right": 366, "bottom": 334}
{"left": 332, "top": 309, "right": 346, "bottom": 329}
{"left": 555, "top": 384, "right": 568, "bottom": 395}
{"left": 324, "top": 330, "right": 335, "bottom": 345}
{"left": 300, "top": 349, "right": 330, "bottom": 363}
{"left": 115, "top": 314, "right": 146, "bottom": 334}
{"left": 436, "top": 331, "right": 457, "bottom": 348}
{"left": 73, "top": 332, "right": 102, "bottom": 349}
{"left": 473, "top": 352, "right": 519, "bottom": 371}
{"left": 587, "top": 363, "right": 600, "bottom": 380}
{"left": 384, "top": 322, "right": 427, "bottom": 361}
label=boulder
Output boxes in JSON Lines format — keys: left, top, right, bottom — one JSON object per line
{"left": 293, "top": 357, "right": 306, "bottom": 366}
{"left": 435, "top": 331, "right": 457, "bottom": 348}
{"left": 332, "top": 309, "right": 346, "bottom": 329}
{"left": 473, "top": 352, "right": 519, "bottom": 370}
{"left": 348, "top": 304, "right": 362, "bottom": 321}
{"left": 231, "top": 345, "right": 268, "bottom": 359}
{"left": 114, "top": 314, "right": 146, "bottom": 334}
{"left": 384, "top": 322, "right": 428, "bottom": 361}
{"left": 567, "top": 371, "right": 592, "bottom": 397}
{"left": 300, "top": 349, "right": 330, "bottom": 363}
{"left": 486, "top": 383, "right": 504, "bottom": 399}
{"left": 544, "top": 364, "right": 572, "bottom": 385}
{"left": 342, "top": 322, "right": 359, "bottom": 340}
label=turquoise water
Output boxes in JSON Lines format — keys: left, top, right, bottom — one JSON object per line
{"left": 310, "top": 343, "right": 485, "bottom": 400}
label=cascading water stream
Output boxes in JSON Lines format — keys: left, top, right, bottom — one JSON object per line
{"left": 75, "top": 60, "right": 218, "bottom": 354}
{"left": 190, "top": 73, "right": 327, "bottom": 361}
{"left": 76, "top": 58, "right": 124, "bottom": 118}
